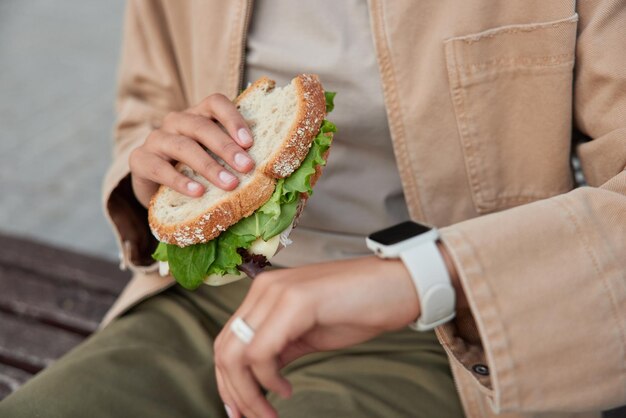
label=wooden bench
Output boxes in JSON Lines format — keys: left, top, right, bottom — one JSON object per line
{"left": 0, "top": 233, "right": 130, "bottom": 399}
{"left": 1, "top": 233, "right": 624, "bottom": 417}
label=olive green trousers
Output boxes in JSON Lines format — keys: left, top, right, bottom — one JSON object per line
{"left": 0, "top": 279, "right": 464, "bottom": 417}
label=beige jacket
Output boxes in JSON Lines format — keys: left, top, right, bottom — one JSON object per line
{"left": 102, "top": 1, "right": 626, "bottom": 417}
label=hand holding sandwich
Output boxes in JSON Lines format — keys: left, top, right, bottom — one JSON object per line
{"left": 129, "top": 93, "right": 256, "bottom": 208}
{"left": 145, "top": 75, "right": 336, "bottom": 289}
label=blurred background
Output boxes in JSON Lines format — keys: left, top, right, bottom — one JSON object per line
{"left": 0, "top": 0, "right": 125, "bottom": 261}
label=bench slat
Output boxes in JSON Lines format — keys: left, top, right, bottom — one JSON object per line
{"left": 0, "top": 364, "right": 33, "bottom": 400}
{"left": 0, "top": 311, "right": 84, "bottom": 373}
{"left": 0, "top": 233, "right": 130, "bottom": 294}
{"left": 0, "top": 264, "right": 117, "bottom": 335}
{"left": 0, "top": 234, "right": 131, "bottom": 401}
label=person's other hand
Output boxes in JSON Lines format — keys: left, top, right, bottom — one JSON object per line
{"left": 129, "top": 94, "right": 255, "bottom": 208}
{"left": 214, "top": 256, "right": 420, "bottom": 418}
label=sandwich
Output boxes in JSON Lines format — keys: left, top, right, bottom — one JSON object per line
{"left": 149, "top": 74, "right": 336, "bottom": 289}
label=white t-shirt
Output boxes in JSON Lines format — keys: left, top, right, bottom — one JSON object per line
{"left": 244, "top": 0, "right": 409, "bottom": 266}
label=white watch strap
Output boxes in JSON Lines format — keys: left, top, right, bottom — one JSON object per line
{"left": 399, "top": 241, "right": 456, "bottom": 331}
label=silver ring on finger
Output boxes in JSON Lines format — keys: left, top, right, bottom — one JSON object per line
{"left": 230, "top": 317, "right": 255, "bottom": 344}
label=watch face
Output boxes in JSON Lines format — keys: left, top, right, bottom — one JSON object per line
{"left": 368, "top": 221, "right": 432, "bottom": 245}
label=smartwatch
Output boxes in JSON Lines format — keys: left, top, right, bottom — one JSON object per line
{"left": 366, "top": 221, "right": 456, "bottom": 331}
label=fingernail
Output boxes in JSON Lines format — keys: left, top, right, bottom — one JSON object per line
{"left": 187, "top": 181, "right": 203, "bottom": 194}
{"left": 234, "top": 152, "right": 253, "bottom": 169}
{"left": 224, "top": 404, "right": 233, "bottom": 418}
{"left": 219, "top": 170, "right": 237, "bottom": 184}
{"left": 238, "top": 128, "right": 253, "bottom": 146}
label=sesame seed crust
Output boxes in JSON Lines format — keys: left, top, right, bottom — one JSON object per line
{"left": 265, "top": 74, "right": 326, "bottom": 178}
{"left": 148, "top": 172, "right": 276, "bottom": 247}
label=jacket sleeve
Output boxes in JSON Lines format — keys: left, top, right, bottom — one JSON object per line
{"left": 102, "top": 0, "right": 186, "bottom": 269}
{"left": 436, "top": 0, "right": 626, "bottom": 413}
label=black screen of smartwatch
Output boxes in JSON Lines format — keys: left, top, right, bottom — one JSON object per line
{"left": 368, "top": 221, "right": 432, "bottom": 245}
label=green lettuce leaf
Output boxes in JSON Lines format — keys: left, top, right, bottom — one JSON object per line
{"left": 257, "top": 179, "right": 285, "bottom": 218}
{"left": 283, "top": 121, "right": 335, "bottom": 199}
{"left": 325, "top": 91, "right": 336, "bottom": 113}
{"left": 261, "top": 198, "right": 299, "bottom": 240}
{"left": 156, "top": 93, "right": 337, "bottom": 289}
{"left": 207, "top": 231, "right": 256, "bottom": 276}
{"left": 167, "top": 240, "right": 216, "bottom": 289}
{"left": 152, "top": 242, "right": 169, "bottom": 262}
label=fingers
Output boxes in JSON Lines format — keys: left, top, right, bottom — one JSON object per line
{"left": 248, "top": 354, "right": 292, "bottom": 400}
{"left": 216, "top": 333, "right": 279, "bottom": 418}
{"left": 129, "top": 92, "right": 254, "bottom": 205}
{"left": 214, "top": 276, "right": 316, "bottom": 418}
{"left": 129, "top": 149, "right": 206, "bottom": 198}
{"left": 237, "top": 284, "right": 313, "bottom": 393}
{"left": 231, "top": 364, "right": 278, "bottom": 418}
{"left": 151, "top": 133, "right": 240, "bottom": 190}
{"left": 246, "top": 290, "right": 315, "bottom": 371}
{"left": 231, "top": 301, "right": 293, "bottom": 399}
{"left": 216, "top": 368, "right": 241, "bottom": 418}
{"left": 161, "top": 111, "right": 255, "bottom": 174}
{"left": 214, "top": 276, "right": 288, "bottom": 418}
{"left": 191, "top": 93, "right": 254, "bottom": 148}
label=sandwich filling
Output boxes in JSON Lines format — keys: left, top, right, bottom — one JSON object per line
{"left": 152, "top": 92, "right": 336, "bottom": 290}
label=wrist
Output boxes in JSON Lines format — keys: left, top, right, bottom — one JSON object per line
{"left": 366, "top": 221, "right": 458, "bottom": 330}
{"left": 389, "top": 258, "right": 422, "bottom": 325}
{"left": 436, "top": 240, "right": 467, "bottom": 310}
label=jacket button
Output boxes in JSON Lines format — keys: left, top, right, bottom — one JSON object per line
{"left": 472, "top": 364, "right": 489, "bottom": 376}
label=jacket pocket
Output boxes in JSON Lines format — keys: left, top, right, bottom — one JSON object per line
{"left": 444, "top": 14, "right": 578, "bottom": 214}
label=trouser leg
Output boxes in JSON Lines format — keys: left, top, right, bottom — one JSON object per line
{"left": 0, "top": 277, "right": 464, "bottom": 418}
{"left": 270, "top": 328, "right": 465, "bottom": 418}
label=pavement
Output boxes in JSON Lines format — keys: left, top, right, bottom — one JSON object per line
{"left": 0, "top": 0, "right": 125, "bottom": 260}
